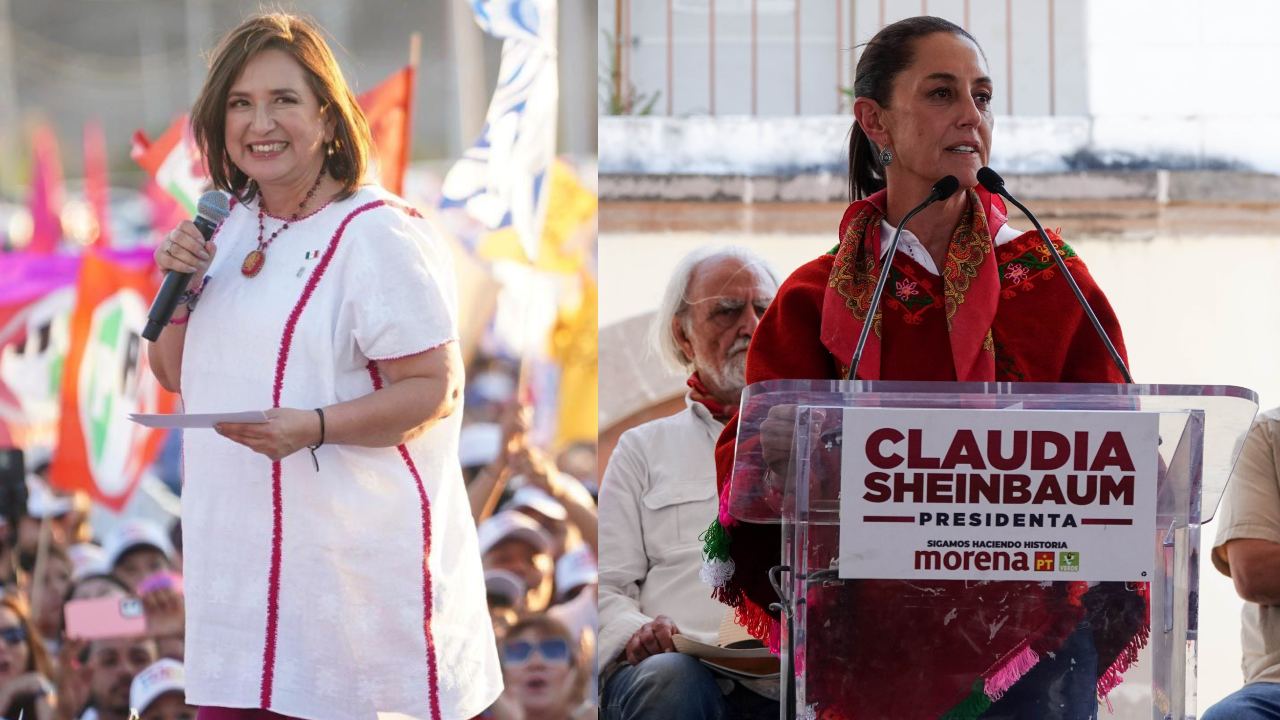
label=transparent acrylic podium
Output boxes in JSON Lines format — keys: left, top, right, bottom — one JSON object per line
{"left": 724, "top": 380, "right": 1257, "bottom": 720}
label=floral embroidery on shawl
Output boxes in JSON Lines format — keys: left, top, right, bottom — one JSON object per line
{"left": 885, "top": 266, "right": 937, "bottom": 326}
{"left": 941, "top": 191, "right": 994, "bottom": 327}
{"left": 996, "top": 229, "right": 1080, "bottom": 299}
{"left": 828, "top": 202, "right": 883, "bottom": 336}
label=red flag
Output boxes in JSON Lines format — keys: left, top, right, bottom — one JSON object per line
{"left": 358, "top": 65, "right": 415, "bottom": 196}
{"left": 48, "top": 250, "right": 176, "bottom": 510}
{"left": 130, "top": 115, "right": 207, "bottom": 216}
{"left": 26, "top": 125, "right": 64, "bottom": 254}
{"left": 83, "top": 120, "right": 112, "bottom": 248}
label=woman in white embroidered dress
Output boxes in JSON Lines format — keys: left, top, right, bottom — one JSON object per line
{"left": 146, "top": 13, "right": 501, "bottom": 720}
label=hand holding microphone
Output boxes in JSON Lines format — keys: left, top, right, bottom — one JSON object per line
{"left": 144, "top": 191, "right": 231, "bottom": 341}
{"left": 154, "top": 220, "right": 215, "bottom": 283}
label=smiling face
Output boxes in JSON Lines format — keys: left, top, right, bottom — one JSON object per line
{"left": 224, "top": 48, "right": 333, "bottom": 201}
{"left": 856, "top": 32, "right": 994, "bottom": 196}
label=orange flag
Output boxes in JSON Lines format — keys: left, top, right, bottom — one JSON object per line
{"left": 48, "top": 250, "right": 176, "bottom": 510}
{"left": 358, "top": 65, "right": 415, "bottom": 196}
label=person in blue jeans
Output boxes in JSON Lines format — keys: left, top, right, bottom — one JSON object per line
{"left": 603, "top": 650, "right": 777, "bottom": 720}
{"left": 597, "top": 246, "right": 781, "bottom": 720}
{"left": 1203, "top": 411, "right": 1280, "bottom": 720}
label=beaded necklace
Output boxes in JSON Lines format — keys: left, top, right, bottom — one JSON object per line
{"left": 240, "top": 170, "right": 325, "bottom": 278}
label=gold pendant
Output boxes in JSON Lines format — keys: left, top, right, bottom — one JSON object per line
{"left": 242, "top": 249, "right": 266, "bottom": 277}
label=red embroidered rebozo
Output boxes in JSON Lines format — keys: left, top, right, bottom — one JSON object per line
{"left": 711, "top": 188, "right": 1144, "bottom": 718}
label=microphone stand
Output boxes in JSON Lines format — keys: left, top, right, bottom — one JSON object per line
{"left": 845, "top": 176, "right": 960, "bottom": 380}
{"left": 977, "top": 168, "right": 1133, "bottom": 383}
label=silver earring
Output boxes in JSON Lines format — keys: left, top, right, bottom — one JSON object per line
{"left": 879, "top": 146, "right": 894, "bottom": 166}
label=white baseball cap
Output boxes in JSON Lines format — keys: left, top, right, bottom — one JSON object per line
{"left": 130, "top": 658, "right": 185, "bottom": 714}
{"left": 104, "top": 520, "right": 174, "bottom": 571}
{"left": 555, "top": 545, "right": 598, "bottom": 598}
{"left": 477, "top": 511, "right": 552, "bottom": 557}
{"left": 458, "top": 422, "right": 502, "bottom": 468}
{"left": 507, "top": 486, "right": 567, "bottom": 522}
{"left": 25, "top": 475, "right": 74, "bottom": 519}
{"left": 67, "top": 542, "right": 108, "bottom": 581}
{"left": 484, "top": 569, "right": 526, "bottom": 606}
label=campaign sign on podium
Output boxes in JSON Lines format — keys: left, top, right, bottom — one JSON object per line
{"left": 722, "top": 379, "right": 1257, "bottom": 720}
{"left": 838, "top": 408, "right": 1159, "bottom": 582}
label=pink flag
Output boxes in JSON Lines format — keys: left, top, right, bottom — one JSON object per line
{"left": 26, "top": 125, "right": 64, "bottom": 254}
{"left": 83, "top": 120, "right": 112, "bottom": 248}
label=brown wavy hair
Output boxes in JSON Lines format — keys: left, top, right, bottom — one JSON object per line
{"left": 190, "top": 11, "right": 371, "bottom": 202}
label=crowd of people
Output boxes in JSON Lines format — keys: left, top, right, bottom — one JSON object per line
{"left": 0, "top": 345, "right": 598, "bottom": 720}
{"left": 0, "top": 461, "right": 194, "bottom": 720}
{"left": 462, "top": 359, "right": 599, "bottom": 720}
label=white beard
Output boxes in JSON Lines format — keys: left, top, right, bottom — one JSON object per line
{"left": 699, "top": 348, "right": 748, "bottom": 400}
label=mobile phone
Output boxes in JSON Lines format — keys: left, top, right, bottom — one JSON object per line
{"left": 64, "top": 596, "right": 147, "bottom": 640}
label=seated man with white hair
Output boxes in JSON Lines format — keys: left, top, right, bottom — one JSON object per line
{"left": 599, "top": 246, "right": 780, "bottom": 719}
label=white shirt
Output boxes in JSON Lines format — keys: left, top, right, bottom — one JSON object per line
{"left": 879, "top": 219, "right": 1024, "bottom": 276}
{"left": 1213, "top": 408, "right": 1280, "bottom": 685}
{"left": 598, "top": 394, "right": 726, "bottom": 672}
{"left": 180, "top": 186, "right": 501, "bottom": 719}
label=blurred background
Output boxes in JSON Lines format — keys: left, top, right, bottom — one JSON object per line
{"left": 0, "top": 2, "right": 599, "bottom": 718}
{"left": 599, "top": 0, "right": 1280, "bottom": 714}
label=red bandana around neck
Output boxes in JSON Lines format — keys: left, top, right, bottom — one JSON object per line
{"left": 687, "top": 372, "right": 733, "bottom": 422}
{"left": 820, "top": 187, "right": 1007, "bottom": 381}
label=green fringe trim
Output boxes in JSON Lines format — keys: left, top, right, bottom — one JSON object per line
{"left": 700, "top": 518, "right": 732, "bottom": 562}
{"left": 941, "top": 680, "right": 992, "bottom": 720}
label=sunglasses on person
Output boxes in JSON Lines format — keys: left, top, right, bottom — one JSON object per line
{"left": 0, "top": 626, "right": 25, "bottom": 646}
{"left": 503, "top": 637, "right": 570, "bottom": 665}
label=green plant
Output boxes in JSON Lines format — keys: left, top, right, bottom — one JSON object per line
{"left": 599, "top": 30, "right": 661, "bottom": 116}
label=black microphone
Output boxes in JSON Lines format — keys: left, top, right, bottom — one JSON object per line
{"left": 975, "top": 167, "right": 1133, "bottom": 383}
{"left": 142, "top": 191, "right": 231, "bottom": 342}
{"left": 846, "top": 176, "right": 961, "bottom": 380}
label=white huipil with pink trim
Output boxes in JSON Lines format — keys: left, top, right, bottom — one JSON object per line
{"left": 179, "top": 185, "right": 501, "bottom": 719}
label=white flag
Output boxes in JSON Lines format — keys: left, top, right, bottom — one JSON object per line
{"left": 441, "top": 0, "right": 558, "bottom": 262}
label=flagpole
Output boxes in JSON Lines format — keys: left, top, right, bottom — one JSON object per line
{"left": 448, "top": 0, "right": 487, "bottom": 157}
{"left": 29, "top": 514, "right": 52, "bottom": 631}
{"left": 404, "top": 33, "right": 419, "bottom": 193}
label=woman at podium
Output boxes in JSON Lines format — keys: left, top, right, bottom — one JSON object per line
{"left": 705, "top": 15, "right": 1145, "bottom": 720}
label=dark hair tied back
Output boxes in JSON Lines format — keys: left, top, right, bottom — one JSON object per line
{"left": 848, "top": 16, "right": 982, "bottom": 200}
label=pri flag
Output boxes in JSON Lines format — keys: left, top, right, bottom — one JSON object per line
{"left": 131, "top": 116, "right": 208, "bottom": 217}
{"left": 48, "top": 250, "right": 176, "bottom": 511}
{"left": 0, "top": 253, "right": 80, "bottom": 449}
{"left": 358, "top": 65, "right": 415, "bottom": 196}
{"left": 441, "top": 0, "right": 559, "bottom": 262}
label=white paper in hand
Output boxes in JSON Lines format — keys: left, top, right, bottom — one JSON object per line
{"left": 129, "top": 411, "right": 269, "bottom": 429}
